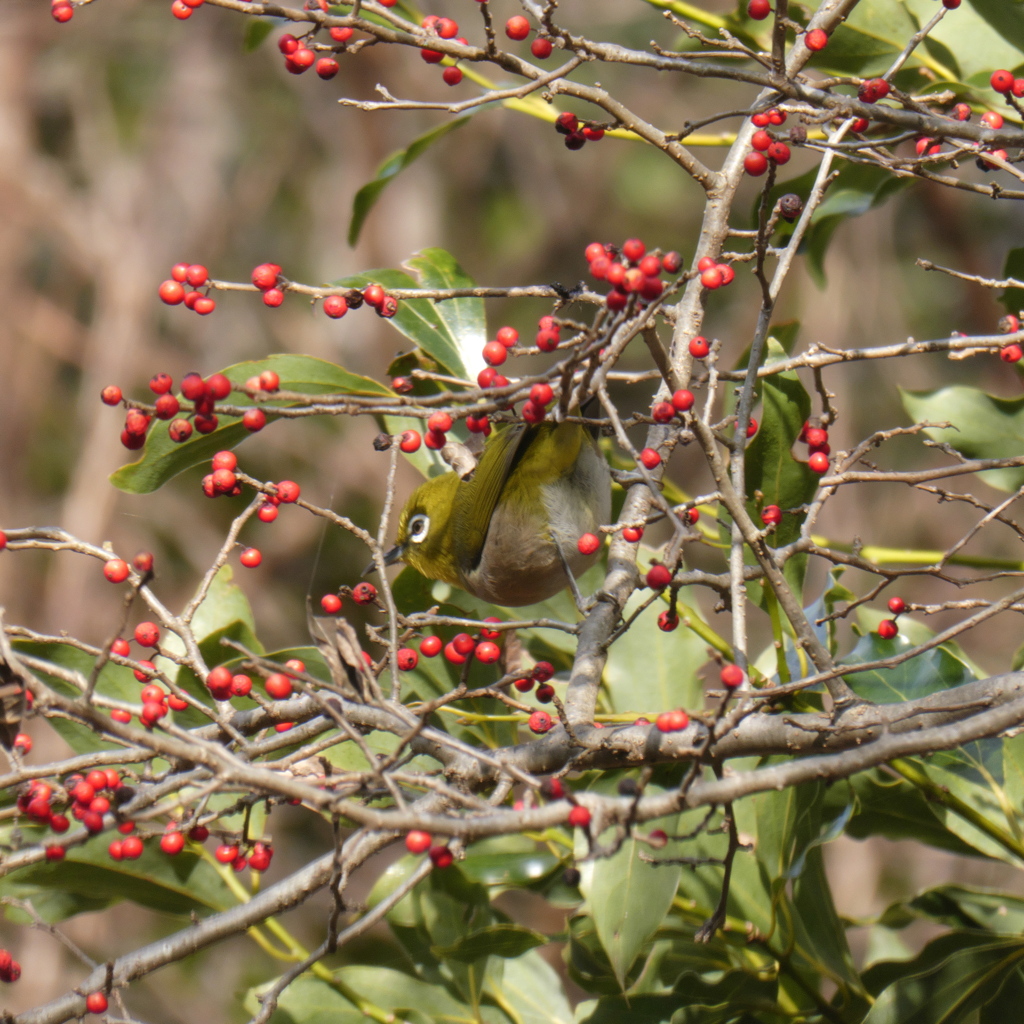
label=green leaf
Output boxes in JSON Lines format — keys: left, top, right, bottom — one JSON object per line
{"left": 242, "top": 18, "right": 274, "bottom": 52}
{"left": 602, "top": 588, "right": 707, "bottom": 718}
{"left": 0, "top": 840, "right": 232, "bottom": 922}
{"left": 744, "top": 337, "right": 816, "bottom": 549}
{"left": 434, "top": 923, "right": 548, "bottom": 963}
{"left": 902, "top": 385, "right": 1024, "bottom": 493}
{"left": 580, "top": 800, "right": 682, "bottom": 988}
{"left": 349, "top": 118, "right": 471, "bottom": 246}
{"left": 111, "top": 354, "right": 390, "bottom": 494}
{"left": 862, "top": 931, "right": 1024, "bottom": 1024}
{"left": 405, "top": 248, "right": 487, "bottom": 374}
{"left": 1000, "top": 247, "right": 1024, "bottom": 316}
{"left": 335, "top": 266, "right": 470, "bottom": 380}
{"left": 913, "top": 0, "right": 1024, "bottom": 81}
{"left": 12, "top": 641, "right": 138, "bottom": 753}
{"left": 489, "top": 949, "right": 574, "bottom": 1024}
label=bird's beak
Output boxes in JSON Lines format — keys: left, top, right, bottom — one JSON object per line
{"left": 364, "top": 544, "right": 404, "bottom": 578}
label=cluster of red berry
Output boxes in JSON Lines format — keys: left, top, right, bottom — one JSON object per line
{"left": 214, "top": 839, "right": 274, "bottom": 872}
{"left": 416, "top": 621, "right": 507, "bottom": 667}
{"left": 743, "top": 108, "right": 792, "bottom": 176}
{"left": 169, "top": 0, "right": 205, "bottom": 20}
{"left": 101, "top": 369, "right": 278, "bottom": 451}
{"left": 418, "top": 15, "right": 469, "bottom": 86}
{"left": 799, "top": 420, "right": 831, "bottom": 475}
{"left": 277, "top": 32, "right": 341, "bottom": 80}
{"left": 0, "top": 950, "right": 20, "bottom": 984}
{"left": 585, "top": 238, "right": 683, "bottom": 311}
{"left": 1000, "top": 313, "right": 1023, "bottom": 363}
{"left": 158, "top": 263, "right": 216, "bottom": 315}
{"left": 554, "top": 111, "right": 606, "bottom": 151}
{"left": 877, "top": 595, "right": 906, "bottom": 639}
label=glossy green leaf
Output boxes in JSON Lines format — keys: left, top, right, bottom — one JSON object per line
{"left": 335, "top": 265, "right": 469, "bottom": 380}
{"left": 602, "top": 588, "right": 707, "bottom": 718}
{"left": 489, "top": 949, "right": 574, "bottom": 1024}
{"left": 349, "top": 119, "right": 471, "bottom": 246}
{"left": 580, "top": 797, "right": 682, "bottom": 988}
{"left": 912, "top": 0, "right": 1024, "bottom": 80}
{"left": 434, "top": 923, "right": 548, "bottom": 963}
{"left": 902, "top": 385, "right": 1024, "bottom": 493}
{"left": 12, "top": 641, "right": 138, "bottom": 753}
{"left": 818, "top": 0, "right": 924, "bottom": 78}
{"left": 0, "top": 839, "right": 231, "bottom": 923}
{"left": 744, "top": 338, "right": 816, "bottom": 550}
{"left": 863, "top": 931, "right": 1024, "bottom": 1024}
{"left": 111, "top": 354, "right": 390, "bottom": 494}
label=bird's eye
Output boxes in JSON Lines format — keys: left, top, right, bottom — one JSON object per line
{"left": 409, "top": 513, "right": 430, "bottom": 544}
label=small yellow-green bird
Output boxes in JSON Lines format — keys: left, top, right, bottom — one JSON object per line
{"left": 386, "top": 421, "right": 610, "bottom": 606}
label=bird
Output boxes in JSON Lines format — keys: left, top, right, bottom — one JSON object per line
{"left": 385, "top": 420, "right": 610, "bottom": 607}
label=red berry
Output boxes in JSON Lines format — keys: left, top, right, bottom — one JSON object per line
{"left": 429, "top": 845, "right": 453, "bottom": 868}
{"left": 877, "top": 619, "right": 898, "bottom": 639}
{"left": 746, "top": 417, "right": 758, "bottom": 438}
{"left": 101, "top": 385, "right": 123, "bottom": 406}
{"left": 45, "top": 845, "right": 65, "bottom": 861}
{"left": 943, "top": 0, "right": 960, "bottom": 6}
{"left": 396, "top": 648, "right": 418, "bottom": 671}
{"left": 805, "top": 28, "right": 828, "bottom": 51}
{"left": 646, "top": 564, "right": 672, "bottom": 589}
{"left": 622, "top": 526, "right": 644, "bottom": 542}
{"left": 159, "top": 280, "right": 185, "bottom": 305}
{"left": 161, "top": 831, "right": 185, "bottom": 855}
{"left": 639, "top": 448, "right": 661, "bottom": 470}
{"left": 505, "top": 15, "right": 530, "bottom": 40}
{"left": 528, "top": 710, "right": 553, "bottom": 734}
{"left": 887, "top": 596, "right": 906, "bottom": 615}
{"left": 555, "top": 111, "right": 579, "bottom": 135}
{"left": 352, "top": 581, "right": 377, "bottom": 604}
{"left": 322, "top": 295, "right": 348, "bottom": 319}
{"left": 134, "top": 622, "right": 160, "bottom": 648}
{"left": 52, "top": 2, "right": 74, "bottom": 22}
{"left": 185, "top": 264, "right": 208, "bottom": 287}
{"left": 427, "top": 411, "right": 452, "bottom": 434}
{"left": 567, "top": 805, "right": 591, "bottom": 828}
{"left": 652, "top": 401, "right": 675, "bottom": 423}
{"left": 767, "top": 141, "right": 791, "bottom": 164}
{"left": 265, "top": 673, "right": 293, "bottom": 700}
{"left": 425, "top": 429, "right": 446, "bottom": 450}
{"left": 275, "top": 480, "right": 300, "bottom": 503}
{"left": 744, "top": 151, "right": 769, "bottom": 176}
{"left": 536, "top": 330, "right": 560, "bottom": 352}
{"left": 263, "top": 288, "right": 285, "bottom": 308}
{"left": 689, "top": 336, "right": 710, "bottom": 358}
{"left": 858, "top": 78, "right": 890, "bottom": 103}
{"left": 399, "top": 430, "right": 422, "bottom": 453}
{"left": 171, "top": 1, "right": 192, "bottom": 19}
{"left": 747, "top": 0, "right": 771, "bottom": 17}
{"left": 622, "top": 238, "right": 645, "bottom": 262}
{"left": 981, "top": 111, "right": 1004, "bottom": 130}
{"left": 751, "top": 130, "right": 772, "bottom": 153}
{"left": 442, "top": 67, "right": 463, "bottom": 86}
{"left": 761, "top": 505, "right": 782, "bottom": 526}
{"left": 475, "top": 641, "right": 501, "bottom": 664}
{"left": 249, "top": 842, "right": 273, "bottom": 872}
{"left": 251, "top": 263, "right": 280, "bottom": 289}
{"left": 483, "top": 341, "right": 507, "bottom": 366}
{"left": 657, "top": 610, "right": 679, "bottom": 632}
{"left": 103, "top": 559, "right": 130, "bottom": 584}
{"left": 420, "top": 47, "right": 444, "bottom": 64}
{"left": 168, "top": 419, "right": 193, "bottom": 443}
{"left": 243, "top": 408, "right": 267, "bottom": 432}
{"left": 239, "top": 547, "right": 262, "bottom": 568}
{"left": 496, "top": 325, "right": 519, "bottom": 348}
{"left": 405, "top": 830, "right": 431, "bottom": 854}
{"left": 85, "top": 993, "right": 109, "bottom": 1015}
{"left": 215, "top": 844, "right": 239, "bottom": 864}
{"left": 808, "top": 451, "right": 830, "bottom": 474}
{"left": 531, "top": 37, "right": 553, "bottom": 58}
{"left": 420, "top": 636, "right": 442, "bottom": 658}
{"left": 530, "top": 383, "right": 554, "bottom": 406}
{"left": 289, "top": 47, "right": 316, "bottom": 72}
{"left": 671, "top": 389, "right": 695, "bottom": 412}
{"left": 532, "top": 661, "right": 554, "bottom": 683}
{"left": 316, "top": 57, "right": 340, "bottom": 79}
{"left": 231, "top": 674, "right": 252, "bottom": 697}
{"left": 192, "top": 296, "right": 216, "bottom": 315}
{"left": 991, "top": 69, "right": 1014, "bottom": 94}
{"left": 363, "top": 283, "right": 385, "bottom": 308}
{"left": 720, "top": 664, "right": 745, "bottom": 688}
{"left": 655, "top": 709, "right": 689, "bottom": 732}
{"left": 577, "top": 533, "right": 600, "bottom": 555}
{"left": 111, "top": 708, "right": 132, "bottom": 723}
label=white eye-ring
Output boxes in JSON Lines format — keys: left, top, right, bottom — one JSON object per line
{"left": 409, "top": 513, "right": 430, "bottom": 544}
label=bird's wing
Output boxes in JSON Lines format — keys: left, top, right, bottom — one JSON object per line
{"left": 452, "top": 423, "right": 532, "bottom": 574}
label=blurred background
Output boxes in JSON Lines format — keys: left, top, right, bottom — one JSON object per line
{"left": 3, "top": 0, "right": 1024, "bottom": 1016}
